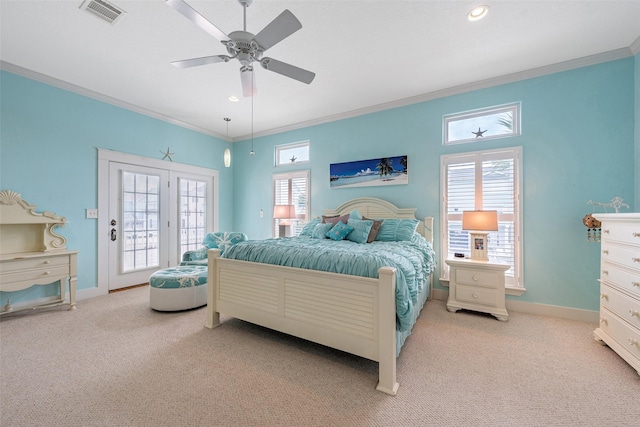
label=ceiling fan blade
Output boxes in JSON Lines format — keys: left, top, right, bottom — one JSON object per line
{"left": 165, "top": 0, "right": 229, "bottom": 41}
{"left": 253, "top": 10, "right": 302, "bottom": 51}
{"left": 240, "top": 66, "right": 257, "bottom": 97}
{"left": 171, "top": 55, "right": 230, "bottom": 69}
{"left": 260, "top": 58, "right": 315, "bottom": 84}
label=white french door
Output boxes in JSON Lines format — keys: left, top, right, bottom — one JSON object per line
{"left": 97, "top": 149, "right": 219, "bottom": 295}
{"left": 108, "top": 162, "right": 170, "bottom": 290}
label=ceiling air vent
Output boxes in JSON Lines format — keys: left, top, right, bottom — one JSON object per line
{"left": 79, "top": 0, "right": 125, "bottom": 25}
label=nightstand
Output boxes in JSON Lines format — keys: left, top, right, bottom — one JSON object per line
{"left": 445, "top": 258, "right": 510, "bottom": 321}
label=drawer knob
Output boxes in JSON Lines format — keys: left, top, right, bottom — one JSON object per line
{"left": 633, "top": 257, "right": 640, "bottom": 263}
{"left": 472, "top": 275, "right": 479, "bottom": 281}
{"left": 43, "top": 260, "right": 51, "bottom": 264}
{"left": 603, "top": 229, "right": 610, "bottom": 234}
{"left": 602, "top": 250, "right": 609, "bottom": 255}
{"left": 633, "top": 282, "right": 640, "bottom": 288}
{"left": 630, "top": 310, "right": 640, "bottom": 318}
{"left": 629, "top": 338, "right": 638, "bottom": 347}
{"left": 472, "top": 293, "right": 479, "bottom": 299}
{"left": 600, "top": 293, "right": 609, "bottom": 300}
{"left": 633, "top": 232, "right": 640, "bottom": 238}
{"left": 43, "top": 271, "right": 50, "bottom": 275}
{"left": 602, "top": 270, "right": 609, "bottom": 276}
{"left": 600, "top": 316, "right": 608, "bottom": 325}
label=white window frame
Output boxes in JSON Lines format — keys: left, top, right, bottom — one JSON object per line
{"left": 275, "top": 141, "right": 310, "bottom": 167}
{"left": 272, "top": 170, "right": 310, "bottom": 237}
{"left": 440, "top": 147, "right": 524, "bottom": 294}
{"left": 444, "top": 102, "right": 521, "bottom": 145}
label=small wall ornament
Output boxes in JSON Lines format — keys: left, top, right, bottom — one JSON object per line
{"left": 583, "top": 196, "right": 630, "bottom": 242}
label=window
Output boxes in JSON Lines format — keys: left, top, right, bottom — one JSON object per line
{"left": 275, "top": 141, "right": 309, "bottom": 166}
{"left": 178, "top": 178, "right": 207, "bottom": 258}
{"left": 273, "top": 171, "right": 309, "bottom": 237}
{"left": 441, "top": 147, "right": 523, "bottom": 289}
{"left": 444, "top": 103, "right": 520, "bottom": 145}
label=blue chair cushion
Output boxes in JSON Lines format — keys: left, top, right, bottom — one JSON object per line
{"left": 202, "top": 232, "right": 248, "bottom": 255}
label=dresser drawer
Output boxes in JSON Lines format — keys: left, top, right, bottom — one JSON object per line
{"left": 601, "top": 242, "right": 640, "bottom": 272}
{"left": 601, "top": 223, "right": 640, "bottom": 246}
{"left": 455, "top": 268, "right": 500, "bottom": 288}
{"left": 599, "top": 308, "right": 640, "bottom": 360}
{"left": 0, "top": 265, "right": 70, "bottom": 284}
{"left": 602, "top": 262, "right": 640, "bottom": 298}
{"left": 455, "top": 284, "right": 498, "bottom": 307}
{"left": 600, "top": 284, "right": 640, "bottom": 329}
{"left": 0, "top": 255, "right": 70, "bottom": 273}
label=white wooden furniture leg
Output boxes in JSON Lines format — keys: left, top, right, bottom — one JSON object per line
{"left": 376, "top": 266, "right": 399, "bottom": 395}
{"left": 205, "top": 249, "right": 221, "bottom": 329}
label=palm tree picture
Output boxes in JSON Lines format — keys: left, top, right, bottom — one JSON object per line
{"left": 329, "top": 155, "right": 408, "bottom": 188}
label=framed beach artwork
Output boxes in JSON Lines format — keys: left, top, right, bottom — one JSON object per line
{"left": 329, "top": 155, "right": 408, "bottom": 189}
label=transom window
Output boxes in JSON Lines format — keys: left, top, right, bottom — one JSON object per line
{"left": 275, "top": 141, "right": 310, "bottom": 166}
{"left": 444, "top": 103, "right": 520, "bottom": 145}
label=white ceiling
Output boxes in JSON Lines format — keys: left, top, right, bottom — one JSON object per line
{"left": 1, "top": 0, "right": 639, "bottom": 141}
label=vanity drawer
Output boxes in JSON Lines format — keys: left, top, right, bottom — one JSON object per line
{"left": 0, "top": 265, "right": 70, "bottom": 284}
{"left": 0, "top": 255, "right": 70, "bottom": 273}
{"left": 601, "top": 224, "right": 640, "bottom": 246}
{"left": 602, "top": 262, "right": 640, "bottom": 298}
{"left": 599, "top": 307, "right": 640, "bottom": 360}
{"left": 455, "top": 284, "right": 498, "bottom": 307}
{"left": 455, "top": 268, "right": 500, "bottom": 288}
{"left": 600, "top": 242, "right": 640, "bottom": 272}
{"left": 600, "top": 284, "right": 640, "bottom": 329}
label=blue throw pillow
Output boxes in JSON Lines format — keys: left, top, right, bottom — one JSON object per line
{"left": 349, "top": 209, "right": 363, "bottom": 220}
{"left": 312, "top": 222, "right": 334, "bottom": 239}
{"left": 346, "top": 219, "right": 373, "bottom": 244}
{"left": 299, "top": 218, "right": 321, "bottom": 237}
{"left": 375, "top": 219, "right": 419, "bottom": 242}
{"left": 326, "top": 221, "right": 354, "bottom": 241}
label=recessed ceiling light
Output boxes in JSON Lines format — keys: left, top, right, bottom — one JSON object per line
{"left": 468, "top": 5, "right": 489, "bottom": 21}
{"left": 228, "top": 96, "right": 239, "bottom": 102}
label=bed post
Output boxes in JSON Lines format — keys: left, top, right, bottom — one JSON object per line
{"left": 376, "top": 266, "right": 399, "bottom": 395}
{"left": 205, "top": 248, "right": 221, "bottom": 329}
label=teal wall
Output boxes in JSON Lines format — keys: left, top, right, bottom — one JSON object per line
{"left": 1, "top": 57, "right": 636, "bottom": 312}
{"left": 233, "top": 58, "right": 636, "bottom": 312}
{"left": 635, "top": 51, "right": 640, "bottom": 210}
{"left": 0, "top": 71, "right": 233, "bottom": 305}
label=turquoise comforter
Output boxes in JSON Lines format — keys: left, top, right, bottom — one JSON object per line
{"left": 222, "top": 233, "right": 436, "bottom": 332}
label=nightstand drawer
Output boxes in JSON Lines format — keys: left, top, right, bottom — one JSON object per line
{"left": 0, "top": 265, "right": 70, "bottom": 285}
{"left": 455, "top": 284, "right": 498, "bottom": 307}
{"left": 601, "top": 224, "right": 640, "bottom": 246}
{"left": 0, "top": 255, "right": 70, "bottom": 273}
{"left": 455, "top": 268, "right": 499, "bottom": 288}
{"left": 599, "top": 308, "right": 640, "bottom": 359}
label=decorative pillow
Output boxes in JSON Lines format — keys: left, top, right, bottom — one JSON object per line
{"left": 299, "top": 218, "right": 321, "bottom": 237}
{"left": 375, "top": 219, "right": 419, "bottom": 242}
{"left": 363, "top": 216, "right": 384, "bottom": 243}
{"left": 346, "top": 219, "right": 374, "bottom": 244}
{"left": 349, "top": 209, "right": 362, "bottom": 220}
{"left": 322, "top": 214, "right": 349, "bottom": 225}
{"left": 326, "top": 221, "right": 354, "bottom": 241}
{"left": 202, "top": 231, "right": 248, "bottom": 255}
{"left": 312, "top": 223, "right": 334, "bottom": 239}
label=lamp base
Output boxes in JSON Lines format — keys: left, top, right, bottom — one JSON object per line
{"left": 469, "top": 231, "right": 489, "bottom": 261}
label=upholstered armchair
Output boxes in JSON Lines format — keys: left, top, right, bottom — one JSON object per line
{"left": 180, "top": 231, "right": 248, "bottom": 266}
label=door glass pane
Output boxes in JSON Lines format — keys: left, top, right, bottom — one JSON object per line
{"left": 179, "top": 178, "right": 207, "bottom": 258}
{"left": 122, "top": 172, "right": 160, "bottom": 272}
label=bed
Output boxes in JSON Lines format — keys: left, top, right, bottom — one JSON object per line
{"left": 206, "top": 197, "right": 435, "bottom": 395}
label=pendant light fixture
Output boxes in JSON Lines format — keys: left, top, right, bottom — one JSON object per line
{"left": 223, "top": 117, "right": 231, "bottom": 167}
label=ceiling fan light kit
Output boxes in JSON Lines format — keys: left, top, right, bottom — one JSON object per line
{"left": 166, "top": 0, "right": 315, "bottom": 97}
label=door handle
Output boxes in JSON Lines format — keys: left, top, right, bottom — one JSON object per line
{"left": 111, "top": 228, "right": 117, "bottom": 242}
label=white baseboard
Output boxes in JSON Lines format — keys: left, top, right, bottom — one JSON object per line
{"left": 431, "top": 288, "right": 599, "bottom": 324}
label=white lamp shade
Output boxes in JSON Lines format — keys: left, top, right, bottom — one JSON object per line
{"left": 223, "top": 148, "right": 231, "bottom": 167}
{"left": 462, "top": 210, "right": 498, "bottom": 231}
{"left": 273, "top": 204, "right": 296, "bottom": 219}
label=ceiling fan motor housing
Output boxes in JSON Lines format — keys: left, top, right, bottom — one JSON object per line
{"left": 225, "top": 30, "right": 264, "bottom": 66}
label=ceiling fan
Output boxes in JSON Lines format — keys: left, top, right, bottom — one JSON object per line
{"left": 166, "top": 0, "right": 315, "bottom": 97}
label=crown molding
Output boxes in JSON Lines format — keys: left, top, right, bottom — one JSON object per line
{"left": 0, "top": 60, "right": 231, "bottom": 142}
{"left": 631, "top": 35, "right": 640, "bottom": 55}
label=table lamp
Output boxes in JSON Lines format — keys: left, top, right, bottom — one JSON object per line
{"left": 273, "top": 204, "right": 296, "bottom": 237}
{"left": 462, "top": 210, "right": 498, "bottom": 261}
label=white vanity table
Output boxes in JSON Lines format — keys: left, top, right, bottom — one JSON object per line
{"left": 0, "top": 190, "right": 77, "bottom": 315}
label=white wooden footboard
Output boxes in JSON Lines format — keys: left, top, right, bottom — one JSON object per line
{"left": 206, "top": 248, "right": 399, "bottom": 395}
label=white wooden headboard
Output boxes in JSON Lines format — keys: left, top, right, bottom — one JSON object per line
{"left": 323, "top": 197, "right": 434, "bottom": 243}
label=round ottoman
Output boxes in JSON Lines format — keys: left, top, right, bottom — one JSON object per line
{"left": 149, "top": 265, "right": 208, "bottom": 311}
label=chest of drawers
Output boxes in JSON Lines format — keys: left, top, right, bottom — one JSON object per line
{"left": 593, "top": 213, "right": 640, "bottom": 375}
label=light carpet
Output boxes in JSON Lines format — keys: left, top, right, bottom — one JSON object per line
{"left": 1, "top": 286, "right": 639, "bottom": 426}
